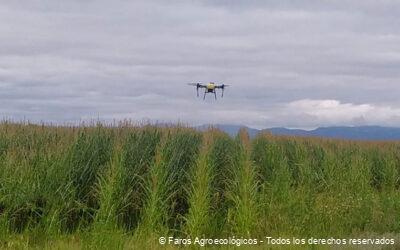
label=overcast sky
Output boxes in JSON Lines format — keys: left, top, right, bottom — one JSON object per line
{"left": 1, "top": 0, "right": 400, "bottom": 129}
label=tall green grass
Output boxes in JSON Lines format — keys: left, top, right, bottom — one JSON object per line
{"left": 1, "top": 123, "right": 400, "bottom": 249}
{"left": 225, "top": 129, "right": 260, "bottom": 236}
{"left": 184, "top": 131, "right": 215, "bottom": 237}
{"left": 138, "top": 128, "right": 201, "bottom": 236}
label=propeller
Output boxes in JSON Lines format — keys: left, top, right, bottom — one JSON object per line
{"left": 221, "top": 84, "right": 229, "bottom": 98}
{"left": 188, "top": 83, "right": 201, "bottom": 97}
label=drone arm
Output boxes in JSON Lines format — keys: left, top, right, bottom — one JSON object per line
{"left": 215, "top": 84, "right": 229, "bottom": 89}
{"left": 216, "top": 84, "right": 228, "bottom": 97}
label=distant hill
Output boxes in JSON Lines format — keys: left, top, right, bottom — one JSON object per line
{"left": 195, "top": 124, "right": 260, "bottom": 138}
{"left": 267, "top": 126, "right": 400, "bottom": 140}
{"left": 197, "top": 124, "right": 400, "bottom": 141}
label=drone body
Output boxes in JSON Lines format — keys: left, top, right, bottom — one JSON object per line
{"left": 188, "top": 82, "right": 229, "bottom": 100}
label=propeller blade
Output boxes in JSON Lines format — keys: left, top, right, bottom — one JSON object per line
{"left": 188, "top": 83, "right": 201, "bottom": 97}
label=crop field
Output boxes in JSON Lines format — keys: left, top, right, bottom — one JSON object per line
{"left": 1, "top": 122, "right": 400, "bottom": 249}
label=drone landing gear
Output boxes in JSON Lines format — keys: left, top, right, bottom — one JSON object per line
{"left": 203, "top": 91, "right": 218, "bottom": 100}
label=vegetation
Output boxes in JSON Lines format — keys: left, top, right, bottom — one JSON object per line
{"left": 1, "top": 123, "right": 400, "bottom": 249}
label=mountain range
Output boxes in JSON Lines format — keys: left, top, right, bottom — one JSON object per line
{"left": 196, "top": 124, "right": 400, "bottom": 141}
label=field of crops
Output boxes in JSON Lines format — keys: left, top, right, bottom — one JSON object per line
{"left": 1, "top": 122, "right": 400, "bottom": 249}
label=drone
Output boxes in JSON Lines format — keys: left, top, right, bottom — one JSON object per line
{"left": 188, "top": 82, "right": 229, "bottom": 100}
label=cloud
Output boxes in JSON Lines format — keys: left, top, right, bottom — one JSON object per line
{"left": 272, "top": 99, "right": 400, "bottom": 129}
{"left": 0, "top": 1, "right": 400, "bottom": 128}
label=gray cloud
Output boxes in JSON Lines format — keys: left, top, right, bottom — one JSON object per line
{"left": 1, "top": 0, "right": 400, "bottom": 128}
